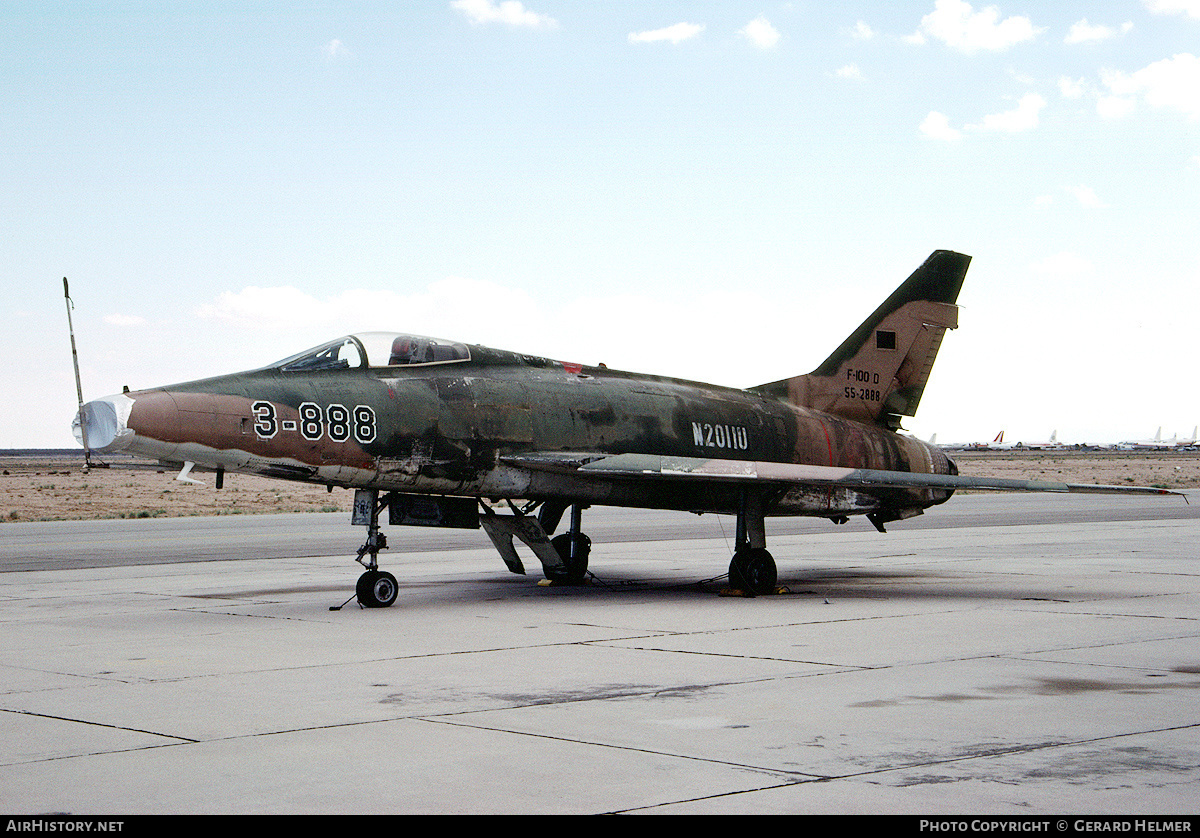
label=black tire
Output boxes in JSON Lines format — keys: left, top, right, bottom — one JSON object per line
{"left": 729, "top": 547, "right": 777, "bottom": 596}
{"left": 548, "top": 533, "right": 591, "bottom": 585}
{"left": 356, "top": 570, "right": 399, "bottom": 608}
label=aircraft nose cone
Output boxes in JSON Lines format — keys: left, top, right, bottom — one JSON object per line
{"left": 73, "top": 394, "right": 136, "bottom": 451}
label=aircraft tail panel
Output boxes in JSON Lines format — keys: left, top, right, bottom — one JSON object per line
{"left": 752, "top": 250, "right": 970, "bottom": 429}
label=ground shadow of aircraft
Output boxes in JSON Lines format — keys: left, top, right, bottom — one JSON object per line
{"left": 73, "top": 251, "right": 1183, "bottom": 606}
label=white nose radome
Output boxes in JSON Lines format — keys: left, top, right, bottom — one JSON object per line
{"left": 72, "top": 393, "right": 136, "bottom": 452}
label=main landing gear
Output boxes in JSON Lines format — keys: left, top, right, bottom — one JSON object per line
{"left": 478, "top": 498, "right": 593, "bottom": 586}
{"left": 727, "top": 489, "right": 778, "bottom": 596}
{"left": 338, "top": 486, "right": 781, "bottom": 606}
{"left": 539, "top": 501, "right": 591, "bottom": 585}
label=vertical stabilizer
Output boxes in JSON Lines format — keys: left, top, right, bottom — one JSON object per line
{"left": 751, "top": 250, "right": 970, "bottom": 429}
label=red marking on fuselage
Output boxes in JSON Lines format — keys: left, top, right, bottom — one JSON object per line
{"left": 818, "top": 419, "right": 835, "bottom": 466}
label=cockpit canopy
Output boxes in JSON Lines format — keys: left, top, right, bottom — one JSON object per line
{"left": 275, "top": 332, "right": 471, "bottom": 372}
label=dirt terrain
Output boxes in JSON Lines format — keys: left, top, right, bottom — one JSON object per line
{"left": 3, "top": 449, "right": 1197, "bottom": 524}
{"left": 1, "top": 454, "right": 355, "bottom": 522}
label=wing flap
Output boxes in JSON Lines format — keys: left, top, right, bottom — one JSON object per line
{"left": 503, "top": 452, "right": 1185, "bottom": 497}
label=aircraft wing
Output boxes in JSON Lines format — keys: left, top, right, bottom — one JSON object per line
{"left": 502, "top": 453, "right": 1187, "bottom": 497}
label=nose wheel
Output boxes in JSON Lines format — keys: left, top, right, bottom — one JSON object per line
{"left": 356, "top": 569, "right": 399, "bottom": 608}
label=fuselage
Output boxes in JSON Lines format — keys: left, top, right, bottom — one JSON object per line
{"left": 75, "top": 332, "right": 956, "bottom": 521}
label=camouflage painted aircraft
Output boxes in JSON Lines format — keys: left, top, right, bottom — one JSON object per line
{"left": 72, "top": 251, "right": 1182, "bottom": 606}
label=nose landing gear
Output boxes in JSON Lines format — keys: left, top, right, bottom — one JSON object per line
{"left": 350, "top": 488, "right": 397, "bottom": 608}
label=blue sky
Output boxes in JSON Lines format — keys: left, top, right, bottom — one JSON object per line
{"left": 3, "top": 1, "right": 1197, "bottom": 448}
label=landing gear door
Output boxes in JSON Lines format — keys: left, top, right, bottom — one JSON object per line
{"left": 388, "top": 494, "right": 479, "bottom": 529}
{"left": 352, "top": 489, "right": 376, "bottom": 526}
{"left": 479, "top": 513, "right": 565, "bottom": 577}
{"left": 352, "top": 490, "right": 480, "bottom": 529}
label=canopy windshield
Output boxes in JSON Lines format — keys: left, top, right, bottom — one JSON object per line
{"left": 275, "top": 332, "right": 470, "bottom": 371}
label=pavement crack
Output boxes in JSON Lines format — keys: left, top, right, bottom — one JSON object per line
{"left": 414, "top": 714, "right": 827, "bottom": 782}
{"left": 0, "top": 706, "right": 197, "bottom": 743}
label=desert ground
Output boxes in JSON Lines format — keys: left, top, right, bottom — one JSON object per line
{"left": 2, "top": 449, "right": 1197, "bottom": 523}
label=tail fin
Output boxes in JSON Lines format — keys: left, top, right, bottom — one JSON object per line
{"left": 751, "top": 250, "right": 970, "bottom": 429}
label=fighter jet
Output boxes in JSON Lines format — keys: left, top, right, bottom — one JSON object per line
{"left": 73, "top": 251, "right": 1183, "bottom": 606}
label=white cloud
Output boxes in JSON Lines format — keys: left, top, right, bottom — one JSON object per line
{"left": 191, "top": 279, "right": 801, "bottom": 389}
{"left": 1074, "top": 189, "right": 1107, "bottom": 209}
{"left": 1058, "top": 76, "right": 1086, "bottom": 99}
{"left": 450, "top": 0, "right": 558, "bottom": 29}
{"left": 196, "top": 279, "right": 537, "bottom": 336}
{"left": 1064, "top": 19, "right": 1132, "bottom": 45}
{"left": 921, "top": 92, "right": 1046, "bottom": 140}
{"left": 197, "top": 287, "right": 329, "bottom": 329}
{"left": 1067, "top": 185, "right": 1108, "bottom": 208}
{"left": 739, "top": 16, "right": 780, "bottom": 49}
{"left": 1096, "top": 92, "right": 1137, "bottom": 119}
{"left": 1100, "top": 54, "right": 1200, "bottom": 121}
{"left": 1130, "top": 53, "right": 1200, "bottom": 120}
{"left": 919, "top": 111, "right": 962, "bottom": 141}
{"left": 835, "top": 64, "right": 865, "bottom": 81}
{"left": 628, "top": 22, "right": 705, "bottom": 45}
{"left": 914, "top": 0, "right": 1044, "bottom": 53}
{"left": 1030, "top": 251, "right": 1095, "bottom": 280}
{"left": 851, "top": 21, "right": 876, "bottom": 40}
{"left": 322, "top": 39, "right": 350, "bottom": 60}
{"left": 103, "top": 314, "right": 147, "bottom": 328}
{"left": 1065, "top": 55, "right": 1200, "bottom": 121}
{"left": 194, "top": 279, "right": 562, "bottom": 365}
{"left": 966, "top": 93, "right": 1046, "bottom": 132}
{"left": 1143, "top": 0, "right": 1200, "bottom": 19}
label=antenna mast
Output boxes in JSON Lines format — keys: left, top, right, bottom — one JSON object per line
{"left": 63, "top": 277, "right": 92, "bottom": 471}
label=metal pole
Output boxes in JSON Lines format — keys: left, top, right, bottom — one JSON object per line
{"left": 63, "top": 277, "right": 91, "bottom": 470}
